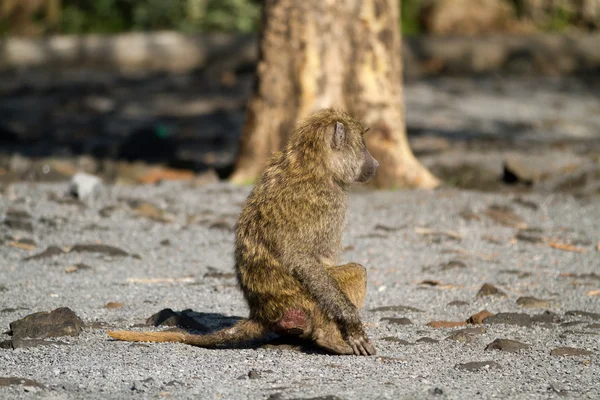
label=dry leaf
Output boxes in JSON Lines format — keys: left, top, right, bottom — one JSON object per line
{"left": 415, "top": 227, "right": 462, "bottom": 240}
{"left": 549, "top": 242, "right": 588, "bottom": 253}
{"left": 587, "top": 290, "right": 600, "bottom": 296}
{"left": 7, "top": 241, "right": 36, "bottom": 251}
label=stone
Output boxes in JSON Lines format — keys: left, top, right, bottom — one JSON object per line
{"left": 531, "top": 311, "right": 560, "bottom": 324}
{"left": 439, "top": 260, "right": 467, "bottom": 270}
{"left": 476, "top": 283, "right": 507, "bottom": 298}
{"left": 485, "top": 339, "right": 530, "bottom": 353}
{"left": 104, "top": 302, "right": 123, "bottom": 309}
{"left": 416, "top": 337, "right": 439, "bottom": 344}
{"left": 380, "top": 337, "right": 413, "bottom": 345}
{"left": 427, "top": 320, "right": 467, "bottom": 328}
{"left": 446, "top": 327, "right": 486, "bottom": 343}
{"left": 484, "top": 206, "right": 527, "bottom": 229}
{"left": 128, "top": 200, "right": 172, "bottom": 223}
{"left": 0, "top": 377, "right": 45, "bottom": 390}
{"left": 24, "top": 246, "right": 65, "bottom": 261}
{"left": 550, "top": 347, "right": 594, "bottom": 357}
{"left": 516, "top": 296, "right": 554, "bottom": 308}
{"left": 247, "top": 370, "right": 261, "bottom": 379}
{"left": 9, "top": 307, "right": 84, "bottom": 339}
{"left": 467, "top": 310, "right": 495, "bottom": 324}
{"left": 455, "top": 361, "right": 501, "bottom": 372}
{"left": 381, "top": 317, "right": 412, "bottom": 325}
{"left": 448, "top": 300, "right": 469, "bottom": 307}
{"left": 370, "top": 305, "right": 424, "bottom": 313}
{"left": 68, "top": 172, "right": 103, "bottom": 202}
{"left": 483, "top": 313, "right": 532, "bottom": 327}
{"left": 565, "top": 310, "right": 600, "bottom": 321}
{"left": 503, "top": 152, "right": 584, "bottom": 185}
{"left": 70, "top": 243, "right": 130, "bottom": 257}
{"left": 3, "top": 218, "right": 33, "bottom": 233}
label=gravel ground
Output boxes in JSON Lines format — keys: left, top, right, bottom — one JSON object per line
{"left": 0, "top": 181, "right": 598, "bottom": 399}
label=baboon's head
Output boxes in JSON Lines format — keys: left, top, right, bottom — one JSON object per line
{"left": 326, "top": 112, "right": 378, "bottom": 185}
{"left": 287, "top": 109, "right": 379, "bottom": 186}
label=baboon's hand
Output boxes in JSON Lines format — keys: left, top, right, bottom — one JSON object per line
{"left": 346, "top": 332, "right": 376, "bottom": 356}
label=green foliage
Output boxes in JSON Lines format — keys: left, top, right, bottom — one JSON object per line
{"left": 401, "top": 0, "right": 425, "bottom": 36}
{"left": 58, "top": 0, "right": 261, "bottom": 34}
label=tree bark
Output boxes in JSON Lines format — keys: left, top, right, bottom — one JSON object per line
{"left": 231, "top": 0, "right": 439, "bottom": 189}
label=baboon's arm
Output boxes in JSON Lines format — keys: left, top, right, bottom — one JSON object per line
{"left": 289, "top": 255, "right": 363, "bottom": 331}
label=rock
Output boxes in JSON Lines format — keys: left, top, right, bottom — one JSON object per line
{"left": 565, "top": 310, "right": 600, "bottom": 321}
{"left": 485, "top": 339, "right": 530, "bottom": 353}
{"left": 69, "top": 172, "right": 103, "bottom": 203}
{"left": 550, "top": 347, "right": 594, "bottom": 357}
{"left": 427, "top": 320, "right": 467, "bottom": 328}
{"left": 586, "top": 323, "right": 600, "bottom": 329}
{"left": 3, "top": 217, "right": 33, "bottom": 233}
{"left": 9, "top": 307, "right": 84, "bottom": 339}
{"left": 446, "top": 327, "right": 486, "bottom": 343}
{"left": 483, "top": 313, "right": 532, "bottom": 327}
{"left": 247, "top": 370, "right": 261, "bottom": 379}
{"left": 476, "top": 283, "right": 507, "bottom": 298}
{"left": 24, "top": 246, "right": 65, "bottom": 261}
{"left": 380, "top": 337, "right": 413, "bottom": 345}
{"left": 0, "top": 377, "right": 46, "bottom": 390}
{"left": 503, "top": 152, "right": 584, "bottom": 185}
{"left": 538, "top": 163, "right": 600, "bottom": 196}
{"left": 381, "top": 317, "right": 412, "bottom": 325}
{"left": 530, "top": 311, "right": 560, "bottom": 324}
{"left": 416, "top": 337, "right": 439, "bottom": 344}
{"left": 516, "top": 296, "right": 554, "bottom": 308}
{"left": 448, "top": 300, "right": 469, "bottom": 307}
{"left": 439, "top": 260, "right": 467, "bottom": 270}
{"left": 515, "top": 228, "right": 546, "bottom": 243}
{"left": 455, "top": 361, "right": 502, "bottom": 372}
{"left": 370, "top": 305, "right": 423, "bottom": 313}
{"left": 484, "top": 206, "right": 528, "bottom": 229}
{"left": 70, "top": 243, "right": 130, "bottom": 257}
{"left": 128, "top": 200, "right": 172, "bottom": 223}
{"left": 483, "top": 311, "right": 559, "bottom": 326}
{"left": 499, "top": 269, "right": 531, "bottom": 279}
{"left": 467, "top": 310, "right": 495, "bottom": 324}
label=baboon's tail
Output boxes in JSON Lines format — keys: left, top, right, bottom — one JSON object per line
{"left": 107, "top": 319, "right": 267, "bottom": 347}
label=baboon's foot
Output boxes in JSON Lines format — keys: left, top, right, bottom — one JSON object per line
{"left": 270, "top": 309, "right": 307, "bottom": 335}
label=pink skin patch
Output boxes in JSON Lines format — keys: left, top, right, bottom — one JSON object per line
{"left": 270, "top": 309, "right": 308, "bottom": 335}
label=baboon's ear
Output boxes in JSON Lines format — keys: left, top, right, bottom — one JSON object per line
{"left": 332, "top": 122, "right": 345, "bottom": 150}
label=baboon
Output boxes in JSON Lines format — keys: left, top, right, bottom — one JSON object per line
{"left": 108, "top": 109, "right": 378, "bottom": 356}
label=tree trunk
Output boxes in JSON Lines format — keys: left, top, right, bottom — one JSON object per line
{"left": 231, "top": 0, "right": 439, "bottom": 189}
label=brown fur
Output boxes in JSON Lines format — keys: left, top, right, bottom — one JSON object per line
{"left": 108, "top": 108, "right": 378, "bottom": 355}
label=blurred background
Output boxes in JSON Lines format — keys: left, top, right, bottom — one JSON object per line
{"left": 0, "top": 0, "right": 599, "bottom": 194}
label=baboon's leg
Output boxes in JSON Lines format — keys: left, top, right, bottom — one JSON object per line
{"left": 326, "top": 262, "right": 367, "bottom": 310}
{"left": 271, "top": 263, "right": 369, "bottom": 355}
{"left": 312, "top": 263, "right": 368, "bottom": 355}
